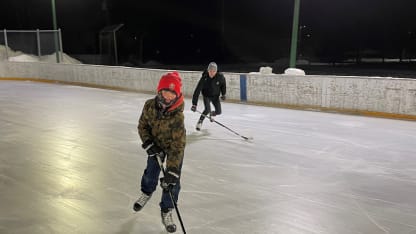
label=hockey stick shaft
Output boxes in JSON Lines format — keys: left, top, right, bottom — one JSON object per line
{"left": 155, "top": 155, "right": 187, "bottom": 234}
{"left": 196, "top": 110, "right": 251, "bottom": 140}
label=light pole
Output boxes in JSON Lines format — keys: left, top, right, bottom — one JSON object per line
{"left": 51, "top": 0, "right": 60, "bottom": 63}
{"left": 289, "top": 0, "right": 301, "bottom": 68}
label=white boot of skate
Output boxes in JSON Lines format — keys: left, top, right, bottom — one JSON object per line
{"left": 161, "top": 209, "right": 176, "bottom": 233}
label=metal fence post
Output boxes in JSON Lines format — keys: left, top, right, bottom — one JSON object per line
{"left": 4, "top": 29, "right": 9, "bottom": 60}
{"left": 58, "top": 28, "right": 63, "bottom": 62}
{"left": 36, "top": 29, "right": 41, "bottom": 59}
{"left": 113, "top": 31, "right": 118, "bottom": 65}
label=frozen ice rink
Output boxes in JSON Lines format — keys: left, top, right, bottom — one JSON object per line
{"left": 1, "top": 80, "right": 416, "bottom": 234}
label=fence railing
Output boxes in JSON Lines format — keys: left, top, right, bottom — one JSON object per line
{"left": 1, "top": 29, "right": 63, "bottom": 63}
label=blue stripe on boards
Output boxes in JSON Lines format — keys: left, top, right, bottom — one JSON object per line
{"left": 240, "top": 74, "right": 247, "bottom": 102}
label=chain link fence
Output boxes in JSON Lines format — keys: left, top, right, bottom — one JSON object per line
{"left": 1, "top": 29, "right": 63, "bottom": 62}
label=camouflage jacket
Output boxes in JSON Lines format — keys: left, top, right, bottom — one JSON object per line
{"left": 138, "top": 97, "right": 186, "bottom": 173}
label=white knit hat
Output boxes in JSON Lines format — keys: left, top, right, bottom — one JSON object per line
{"left": 207, "top": 62, "right": 218, "bottom": 71}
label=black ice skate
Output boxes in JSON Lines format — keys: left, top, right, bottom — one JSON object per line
{"left": 196, "top": 120, "right": 203, "bottom": 131}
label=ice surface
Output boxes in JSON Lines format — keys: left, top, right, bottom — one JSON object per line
{"left": 1, "top": 81, "right": 416, "bottom": 234}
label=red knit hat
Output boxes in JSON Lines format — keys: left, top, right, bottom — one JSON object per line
{"left": 157, "top": 71, "right": 182, "bottom": 96}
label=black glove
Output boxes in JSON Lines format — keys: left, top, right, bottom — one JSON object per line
{"left": 161, "top": 168, "right": 180, "bottom": 190}
{"left": 221, "top": 95, "right": 226, "bottom": 101}
{"left": 191, "top": 105, "right": 197, "bottom": 112}
{"left": 142, "top": 140, "right": 164, "bottom": 157}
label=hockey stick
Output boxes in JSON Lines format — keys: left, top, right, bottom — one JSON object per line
{"left": 196, "top": 110, "right": 253, "bottom": 140}
{"left": 155, "top": 155, "right": 187, "bottom": 234}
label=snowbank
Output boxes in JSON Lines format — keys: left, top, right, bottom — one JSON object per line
{"left": 249, "top": 66, "right": 276, "bottom": 75}
{"left": 0, "top": 45, "right": 21, "bottom": 60}
{"left": 8, "top": 54, "right": 39, "bottom": 62}
{"left": 0, "top": 45, "right": 82, "bottom": 64}
{"left": 40, "top": 53, "right": 82, "bottom": 64}
{"left": 283, "top": 68, "right": 306, "bottom": 76}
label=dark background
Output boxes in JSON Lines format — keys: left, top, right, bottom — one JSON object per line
{"left": 1, "top": 0, "right": 416, "bottom": 75}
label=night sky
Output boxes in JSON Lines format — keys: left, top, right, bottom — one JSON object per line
{"left": 1, "top": 0, "right": 416, "bottom": 67}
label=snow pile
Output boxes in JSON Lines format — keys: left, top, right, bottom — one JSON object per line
{"left": 0, "top": 45, "right": 8, "bottom": 60}
{"left": 1, "top": 44, "right": 82, "bottom": 64}
{"left": 249, "top": 66, "right": 276, "bottom": 75}
{"left": 40, "top": 53, "right": 82, "bottom": 64}
{"left": 259, "top": 66, "right": 273, "bottom": 74}
{"left": 284, "top": 68, "right": 306, "bottom": 76}
{"left": 8, "top": 54, "right": 39, "bottom": 62}
{"left": 0, "top": 45, "right": 21, "bottom": 60}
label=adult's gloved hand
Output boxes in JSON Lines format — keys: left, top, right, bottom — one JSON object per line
{"left": 221, "top": 95, "right": 226, "bottom": 101}
{"left": 142, "top": 140, "right": 164, "bottom": 157}
{"left": 161, "top": 168, "right": 180, "bottom": 190}
{"left": 191, "top": 105, "right": 197, "bottom": 112}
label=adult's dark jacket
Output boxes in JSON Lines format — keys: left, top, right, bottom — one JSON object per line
{"left": 192, "top": 70, "right": 226, "bottom": 106}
